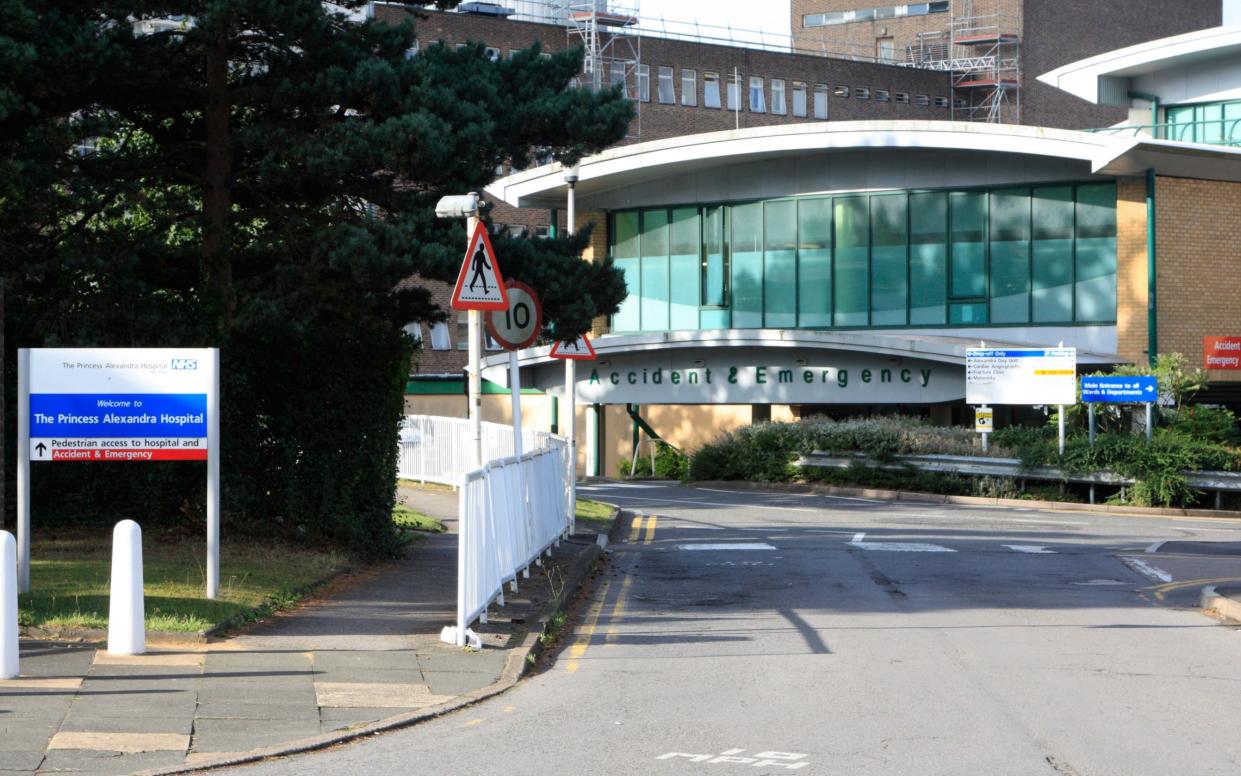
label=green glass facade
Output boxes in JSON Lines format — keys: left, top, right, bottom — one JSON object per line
{"left": 1165, "top": 100, "right": 1241, "bottom": 146}
{"left": 608, "top": 182, "right": 1117, "bottom": 333}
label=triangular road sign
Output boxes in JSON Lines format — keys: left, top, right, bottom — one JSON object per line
{"left": 451, "top": 223, "right": 509, "bottom": 311}
{"left": 550, "top": 335, "right": 596, "bottom": 360}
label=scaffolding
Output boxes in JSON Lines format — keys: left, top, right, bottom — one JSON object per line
{"left": 554, "top": 1, "right": 642, "bottom": 140}
{"left": 902, "top": 10, "right": 1019, "bottom": 123}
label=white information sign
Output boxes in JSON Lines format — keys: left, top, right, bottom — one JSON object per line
{"left": 16, "top": 347, "right": 223, "bottom": 598}
{"left": 966, "top": 348, "right": 1076, "bottom": 405}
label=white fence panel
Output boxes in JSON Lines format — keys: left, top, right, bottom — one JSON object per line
{"left": 451, "top": 444, "right": 572, "bottom": 646}
{"left": 398, "top": 415, "right": 558, "bottom": 486}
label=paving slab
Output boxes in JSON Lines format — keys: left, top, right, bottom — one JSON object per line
{"left": 47, "top": 732, "right": 190, "bottom": 753}
{"left": 189, "top": 718, "right": 323, "bottom": 754}
{"left": 193, "top": 701, "right": 321, "bottom": 722}
{"left": 314, "top": 682, "right": 453, "bottom": 709}
{"left": 0, "top": 752, "right": 44, "bottom": 771}
{"left": 58, "top": 712, "right": 195, "bottom": 736}
{"left": 39, "top": 749, "right": 188, "bottom": 775}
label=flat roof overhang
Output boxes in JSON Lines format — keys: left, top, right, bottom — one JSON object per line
{"left": 486, "top": 121, "right": 1241, "bottom": 210}
{"left": 1037, "top": 26, "right": 1241, "bottom": 106}
{"left": 481, "top": 329, "right": 1120, "bottom": 378}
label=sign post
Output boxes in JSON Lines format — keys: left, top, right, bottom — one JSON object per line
{"left": 966, "top": 347, "right": 1076, "bottom": 456}
{"left": 451, "top": 222, "right": 509, "bottom": 469}
{"left": 18, "top": 348, "right": 219, "bottom": 596}
{"left": 550, "top": 335, "right": 597, "bottom": 532}
{"left": 486, "top": 281, "right": 542, "bottom": 459}
{"left": 974, "top": 406, "right": 993, "bottom": 452}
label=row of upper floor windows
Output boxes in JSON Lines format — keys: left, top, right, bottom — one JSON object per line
{"left": 635, "top": 65, "right": 951, "bottom": 115}
{"left": 803, "top": 1, "right": 950, "bottom": 28}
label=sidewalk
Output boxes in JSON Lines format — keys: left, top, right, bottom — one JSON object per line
{"left": 0, "top": 487, "right": 608, "bottom": 775}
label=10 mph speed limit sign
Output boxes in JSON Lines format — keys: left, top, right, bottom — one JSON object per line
{"left": 485, "top": 280, "right": 542, "bottom": 351}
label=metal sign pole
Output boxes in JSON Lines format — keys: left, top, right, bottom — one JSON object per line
{"left": 1088, "top": 403, "right": 1096, "bottom": 446}
{"left": 1058, "top": 405, "right": 1066, "bottom": 456}
{"left": 509, "top": 350, "right": 523, "bottom": 458}
{"left": 467, "top": 214, "right": 482, "bottom": 470}
{"left": 565, "top": 175, "right": 578, "bottom": 527}
{"left": 1145, "top": 402, "right": 1153, "bottom": 443}
{"left": 15, "top": 349, "right": 29, "bottom": 593}
{"left": 206, "top": 348, "right": 221, "bottom": 599}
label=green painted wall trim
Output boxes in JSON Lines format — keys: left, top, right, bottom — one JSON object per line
{"left": 593, "top": 403, "right": 603, "bottom": 477}
{"left": 550, "top": 395, "right": 559, "bottom": 434}
{"left": 405, "top": 377, "right": 545, "bottom": 396}
{"left": 1146, "top": 168, "right": 1157, "bottom": 367}
{"left": 626, "top": 404, "right": 660, "bottom": 442}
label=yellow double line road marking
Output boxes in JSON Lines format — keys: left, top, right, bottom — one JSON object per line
{"left": 565, "top": 580, "right": 611, "bottom": 673}
{"left": 628, "top": 514, "right": 658, "bottom": 544}
{"left": 605, "top": 575, "right": 634, "bottom": 646}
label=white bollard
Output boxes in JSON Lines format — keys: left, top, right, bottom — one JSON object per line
{"left": 1, "top": 531, "right": 18, "bottom": 679}
{"left": 107, "top": 520, "right": 145, "bottom": 656}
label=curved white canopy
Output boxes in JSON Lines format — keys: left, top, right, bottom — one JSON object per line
{"left": 486, "top": 120, "right": 1241, "bottom": 209}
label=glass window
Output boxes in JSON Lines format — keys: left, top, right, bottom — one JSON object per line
{"left": 909, "top": 191, "right": 947, "bottom": 324}
{"left": 895, "top": 91, "right": 910, "bottom": 104}
{"left": 934, "top": 96, "right": 949, "bottom": 107}
{"left": 771, "top": 79, "right": 786, "bottom": 115}
{"left": 727, "top": 74, "right": 742, "bottom": 112}
{"left": 657, "top": 66, "right": 675, "bottom": 104}
{"left": 814, "top": 84, "right": 829, "bottom": 119}
{"left": 876, "top": 37, "right": 895, "bottom": 63}
{"left": 928, "top": 1, "right": 949, "bottom": 12}
{"left": 429, "top": 322, "right": 450, "bottom": 350}
{"left": 681, "top": 69, "right": 697, "bottom": 106}
{"left": 764, "top": 200, "right": 797, "bottom": 328}
{"left": 704, "top": 72, "right": 721, "bottom": 109}
{"left": 749, "top": 76, "right": 766, "bottom": 113}
{"left": 403, "top": 322, "right": 423, "bottom": 343}
{"left": 856, "top": 87, "right": 870, "bottom": 100}
{"left": 641, "top": 209, "right": 670, "bottom": 331}
{"left": 670, "top": 208, "right": 701, "bottom": 330}
{"left": 792, "top": 81, "right": 808, "bottom": 117}
{"left": 637, "top": 64, "right": 650, "bottom": 102}
{"left": 989, "top": 189, "right": 1030, "bottom": 324}
{"left": 1075, "top": 183, "right": 1117, "bottom": 322}
{"left": 949, "top": 302, "right": 987, "bottom": 324}
{"left": 610, "top": 63, "right": 626, "bottom": 94}
{"left": 1031, "top": 186, "right": 1074, "bottom": 322}
{"left": 798, "top": 198, "right": 832, "bottom": 327}
{"left": 833, "top": 85, "right": 850, "bottom": 98}
{"left": 833, "top": 197, "right": 869, "bottom": 326}
{"left": 730, "top": 203, "right": 763, "bottom": 328}
{"left": 701, "top": 206, "right": 728, "bottom": 324}
{"left": 949, "top": 191, "right": 986, "bottom": 300}
{"left": 915, "top": 94, "right": 930, "bottom": 106}
{"left": 870, "top": 194, "right": 908, "bottom": 325}
{"left": 612, "top": 211, "right": 641, "bottom": 331}
{"left": 875, "top": 89, "right": 890, "bottom": 102}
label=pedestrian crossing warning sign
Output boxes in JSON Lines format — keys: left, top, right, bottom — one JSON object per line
{"left": 451, "top": 223, "right": 509, "bottom": 311}
{"left": 550, "top": 335, "right": 596, "bottom": 360}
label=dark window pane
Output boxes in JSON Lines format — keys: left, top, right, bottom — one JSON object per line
{"left": 870, "top": 194, "right": 908, "bottom": 325}
{"left": 1031, "top": 186, "right": 1073, "bottom": 322}
{"left": 612, "top": 211, "right": 641, "bottom": 331}
{"left": 764, "top": 200, "right": 798, "bottom": 328}
{"left": 798, "top": 198, "right": 832, "bottom": 327}
{"left": 1075, "top": 183, "right": 1116, "bottom": 322}
{"left": 833, "top": 197, "right": 869, "bottom": 326}
{"left": 640, "top": 209, "right": 669, "bottom": 331}
{"left": 731, "top": 203, "right": 763, "bottom": 328}
{"left": 950, "top": 192, "right": 986, "bottom": 298}
{"left": 702, "top": 206, "right": 727, "bottom": 307}
{"left": 909, "top": 192, "right": 947, "bottom": 324}
{"left": 669, "top": 207, "right": 700, "bottom": 330}
{"left": 989, "top": 189, "right": 1030, "bottom": 324}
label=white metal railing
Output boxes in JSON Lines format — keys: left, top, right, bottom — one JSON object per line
{"left": 452, "top": 443, "right": 572, "bottom": 646}
{"left": 398, "top": 415, "right": 558, "bottom": 486}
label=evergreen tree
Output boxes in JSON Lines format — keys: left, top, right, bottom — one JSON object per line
{"left": 0, "top": 1, "right": 631, "bottom": 556}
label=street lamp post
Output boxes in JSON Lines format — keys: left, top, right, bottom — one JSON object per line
{"left": 436, "top": 193, "right": 482, "bottom": 468}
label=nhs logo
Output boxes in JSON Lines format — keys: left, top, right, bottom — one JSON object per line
{"left": 171, "top": 359, "right": 198, "bottom": 370}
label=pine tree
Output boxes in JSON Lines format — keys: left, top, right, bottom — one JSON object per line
{"left": 0, "top": 1, "right": 632, "bottom": 555}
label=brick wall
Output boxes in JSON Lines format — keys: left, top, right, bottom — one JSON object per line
{"left": 1021, "top": 0, "right": 1220, "bottom": 130}
{"left": 1153, "top": 177, "right": 1241, "bottom": 381}
{"left": 574, "top": 210, "right": 612, "bottom": 337}
{"left": 1115, "top": 177, "right": 1148, "bottom": 367}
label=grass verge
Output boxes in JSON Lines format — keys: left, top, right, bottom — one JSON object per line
{"left": 393, "top": 505, "right": 447, "bottom": 533}
{"left": 575, "top": 499, "right": 615, "bottom": 533}
{"left": 18, "top": 528, "right": 346, "bottom": 634}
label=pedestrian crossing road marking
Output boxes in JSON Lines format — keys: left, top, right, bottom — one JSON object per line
{"left": 678, "top": 543, "right": 776, "bottom": 551}
{"left": 848, "top": 540, "right": 955, "bottom": 553}
{"left": 1003, "top": 545, "right": 1056, "bottom": 554}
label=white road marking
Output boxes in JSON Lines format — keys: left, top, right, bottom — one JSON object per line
{"left": 657, "top": 750, "right": 809, "bottom": 769}
{"left": 1145, "top": 541, "right": 1167, "bottom": 554}
{"left": 1121, "top": 556, "right": 1174, "bottom": 583}
{"left": 848, "top": 541, "right": 956, "bottom": 553}
{"left": 852, "top": 532, "right": 865, "bottom": 543}
{"left": 1003, "top": 545, "right": 1056, "bottom": 554}
{"left": 678, "top": 543, "right": 777, "bottom": 551}
{"left": 1073, "top": 579, "right": 1128, "bottom": 586}
{"left": 598, "top": 494, "right": 821, "bottom": 513}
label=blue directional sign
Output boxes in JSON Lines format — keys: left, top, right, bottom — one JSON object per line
{"left": 1080, "top": 375, "right": 1157, "bottom": 404}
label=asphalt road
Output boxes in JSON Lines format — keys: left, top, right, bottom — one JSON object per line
{"left": 227, "top": 483, "right": 1241, "bottom": 776}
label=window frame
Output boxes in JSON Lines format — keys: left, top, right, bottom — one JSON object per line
{"left": 637, "top": 64, "right": 650, "bottom": 102}
{"left": 771, "top": 78, "right": 787, "bottom": 115}
{"left": 681, "top": 69, "right": 697, "bottom": 106}
{"left": 792, "top": 81, "right": 808, "bottom": 117}
{"left": 748, "top": 76, "right": 766, "bottom": 113}
{"left": 814, "top": 84, "right": 830, "bottom": 119}
{"left": 704, "top": 71, "right": 721, "bottom": 109}
{"left": 657, "top": 65, "right": 675, "bottom": 104}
